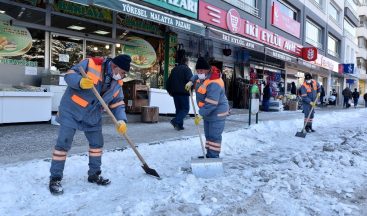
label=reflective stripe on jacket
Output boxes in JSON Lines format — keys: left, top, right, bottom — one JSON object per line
{"left": 57, "top": 58, "right": 127, "bottom": 131}
{"left": 300, "top": 80, "right": 320, "bottom": 104}
{"left": 193, "top": 74, "right": 229, "bottom": 121}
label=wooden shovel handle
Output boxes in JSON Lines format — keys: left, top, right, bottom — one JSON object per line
{"left": 79, "top": 67, "right": 148, "bottom": 165}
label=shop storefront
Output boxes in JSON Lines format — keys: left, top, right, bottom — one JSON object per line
{"left": 197, "top": 0, "right": 307, "bottom": 110}
{"left": 0, "top": 0, "right": 206, "bottom": 121}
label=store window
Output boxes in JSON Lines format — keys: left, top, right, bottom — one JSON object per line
{"left": 51, "top": 34, "right": 83, "bottom": 73}
{"left": 328, "top": 2, "right": 340, "bottom": 23}
{"left": 115, "top": 34, "right": 164, "bottom": 88}
{"left": 306, "top": 20, "right": 323, "bottom": 49}
{"left": 0, "top": 25, "right": 45, "bottom": 68}
{"left": 327, "top": 34, "right": 339, "bottom": 57}
{"left": 86, "top": 40, "right": 112, "bottom": 58}
{"left": 344, "top": 19, "right": 356, "bottom": 37}
{"left": 277, "top": 1, "right": 298, "bottom": 20}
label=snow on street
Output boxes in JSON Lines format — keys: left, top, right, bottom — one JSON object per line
{"left": 1, "top": 109, "right": 367, "bottom": 216}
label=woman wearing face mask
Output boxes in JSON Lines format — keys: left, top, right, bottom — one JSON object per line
{"left": 185, "top": 57, "right": 229, "bottom": 158}
{"left": 48, "top": 54, "right": 131, "bottom": 195}
{"left": 300, "top": 73, "right": 320, "bottom": 133}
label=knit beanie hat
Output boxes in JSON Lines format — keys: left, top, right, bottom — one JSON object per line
{"left": 112, "top": 54, "right": 131, "bottom": 72}
{"left": 195, "top": 57, "right": 210, "bottom": 70}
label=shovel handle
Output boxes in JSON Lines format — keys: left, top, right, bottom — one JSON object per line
{"left": 301, "top": 94, "right": 320, "bottom": 132}
{"left": 79, "top": 67, "right": 148, "bottom": 165}
{"left": 189, "top": 89, "right": 207, "bottom": 159}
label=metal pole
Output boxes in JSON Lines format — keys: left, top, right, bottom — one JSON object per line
{"left": 248, "top": 84, "right": 251, "bottom": 126}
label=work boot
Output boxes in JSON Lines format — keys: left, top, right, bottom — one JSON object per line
{"left": 305, "top": 125, "right": 312, "bottom": 133}
{"left": 49, "top": 177, "right": 63, "bottom": 195}
{"left": 88, "top": 171, "right": 111, "bottom": 185}
{"left": 309, "top": 123, "right": 316, "bottom": 132}
{"left": 170, "top": 119, "right": 178, "bottom": 129}
{"left": 175, "top": 125, "right": 184, "bottom": 131}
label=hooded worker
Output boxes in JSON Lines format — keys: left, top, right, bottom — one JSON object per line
{"left": 185, "top": 57, "right": 229, "bottom": 158}
{"left": 49, "top": 54, "right": 131, "bottom": 195}
{"left": 300, "top": 73, "right": 320, "bottom": 132}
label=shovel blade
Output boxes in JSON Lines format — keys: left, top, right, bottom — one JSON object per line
{"left": 191, "top": 157, "right": 223, "bottom": 178}
{"left": 295, "top": 131, "right": 307, "bottom": 138}
{"left": 142, "top": 164, "right": 161, "bottom": 179}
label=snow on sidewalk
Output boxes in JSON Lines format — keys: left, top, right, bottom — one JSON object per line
{"left": 1, "top": 109, "right": 367, "bottom": 216}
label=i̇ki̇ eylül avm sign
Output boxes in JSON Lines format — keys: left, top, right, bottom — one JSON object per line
{"left": 0, "top": 14, "right": 32, "bottom": 57}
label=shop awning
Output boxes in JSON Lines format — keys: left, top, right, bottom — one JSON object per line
{"left": 207, "top": 27, "right": 264, "bottom": 52}
{"left": 65, "top": 0, "right": 205, "bottom": 36}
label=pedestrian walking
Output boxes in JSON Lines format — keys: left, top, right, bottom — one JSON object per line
{"left": 166, "top": 53, "right": 193, "bottom": 130}
{"left": 262, "top": 82, "right": 271, "bottom": 111}
{"left": 49, "top": 55, "right": 131, "bottom": 195}
{"left": 300, "top": 73, "right": 320, "bottom": 132}
{"left": 320, "top": 85, "right": 325, "bottom": 106}
{"left": 342, "top": 87, "right": 352, "bottom": 108}
{"left": 185, "top": 57, "right": 229, "bottom": 158}
{"left": 291, "top": 82, "right": 297, "bottom": 95}
{"left": 352, "top": 88, "right": 360, "bottom": 108}
{"left": 364, "top": 92, "right": 367, "bottom": 107}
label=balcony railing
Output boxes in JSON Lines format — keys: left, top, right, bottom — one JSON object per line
{"left": 306, "top": 37, "right": 323, "bottom": 49}
{"left": 345, "top": 0, "right": 358, "bottom": 17}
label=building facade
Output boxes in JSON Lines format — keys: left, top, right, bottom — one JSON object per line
{"left": 357, "top": 0, "right": 367, "bottom": 95}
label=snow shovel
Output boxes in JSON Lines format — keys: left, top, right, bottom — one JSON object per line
{"left": 295, "top": 95, "right": 319, "bottom": 138}
{"left": 79, "top": 67, "right": 160, "bottom": 179}
{"left": 189, "top": 90, "right": 223, "bottom": 178}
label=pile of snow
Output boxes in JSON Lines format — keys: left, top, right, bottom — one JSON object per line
{"left": 1, "top": 109, "right": 367, "bottom": 216}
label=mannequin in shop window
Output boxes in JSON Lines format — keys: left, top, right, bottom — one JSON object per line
{"left": 263, "top": 82, "right": 272, "bottom": 111}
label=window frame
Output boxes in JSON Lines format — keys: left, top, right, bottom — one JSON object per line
{"left": 328, "top": 1, "right": 340, "bottom": 24}
{"left": 305, "top": 19, "right": 323, "bottom": 49}
{"left": 277, "top": 0, "right": 299, "bottom": 21}
{"left": 327, "top": 34, "right": 339, "bottom": 57}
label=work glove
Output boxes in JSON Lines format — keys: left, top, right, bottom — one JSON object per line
{"left": 194, "top": 115, "right": 202, "bottom": 125}
{"left": 80, "top": 77, "right": 94, "bottom": 89}
{"left": 185, "top": 81, "right": 193, "bottom": 92}
{"left": 116, "top": 120, "right": 127, "bottom": 135}
{"left": 310, "top": 102, "right": 316, "bottom": 108}
{"left": 317, "top": 92, "right": 320, "bottom": 98}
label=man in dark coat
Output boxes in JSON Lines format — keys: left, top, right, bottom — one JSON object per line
{"left": 352, "top": 88, "right": 360, "bottom": 108}
{"left": 166, "top": 56, "right": 193, "bottom": 130}
{"left": 342, "top": 87, "right": 352, "bottom": 108}
{"left": 364, "top": 92, "right": 367, "bottom": 107}
{"left": 262, "top": 82, "right": 271, "bottom": 111}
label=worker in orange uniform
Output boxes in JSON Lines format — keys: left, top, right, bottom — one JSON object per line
{"left": 49, "top": 55, "right": 131, "bottom": 195}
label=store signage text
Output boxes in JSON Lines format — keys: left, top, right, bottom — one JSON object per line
{"left": 265, "top": 48, "right": 297, "bottom": 63}
{"left": 143, "top": 0, "right": 198, "bottom": 18}
{"left": 199, "top": 1, "right": 302, "bottom": 56}
{"left": 54, "top": 0, "right": 112, "bottom": 23}
{"left": 271, "top": 2, "right": 300, "bottom": 38}
{"left": 208, "top": 28, "right": 264, "bottom": 52}
{"left": 0, "top": 58, "right": 38, "bottom": 67}
{"left": 111, "top": 1, "right": 204, "bottom": 35}
{"left": 310, "top": 54, "right": 339, "bottom": 72}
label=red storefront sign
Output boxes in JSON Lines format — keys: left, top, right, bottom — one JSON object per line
{"left": 199, "top": 0, "right": 302, "bottom": 56}
{"left": 301, "top": 47, "right": 318, "bottom": 61}
{"left": 271, "top": 2, "right": 301, "bottom": 38}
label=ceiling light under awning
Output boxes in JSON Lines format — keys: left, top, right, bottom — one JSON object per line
{"left": 67, "top": 25, "right": 85, "bottom": 31}
{"left": 94, "top": 30, "right": 110, "bottom": 35}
